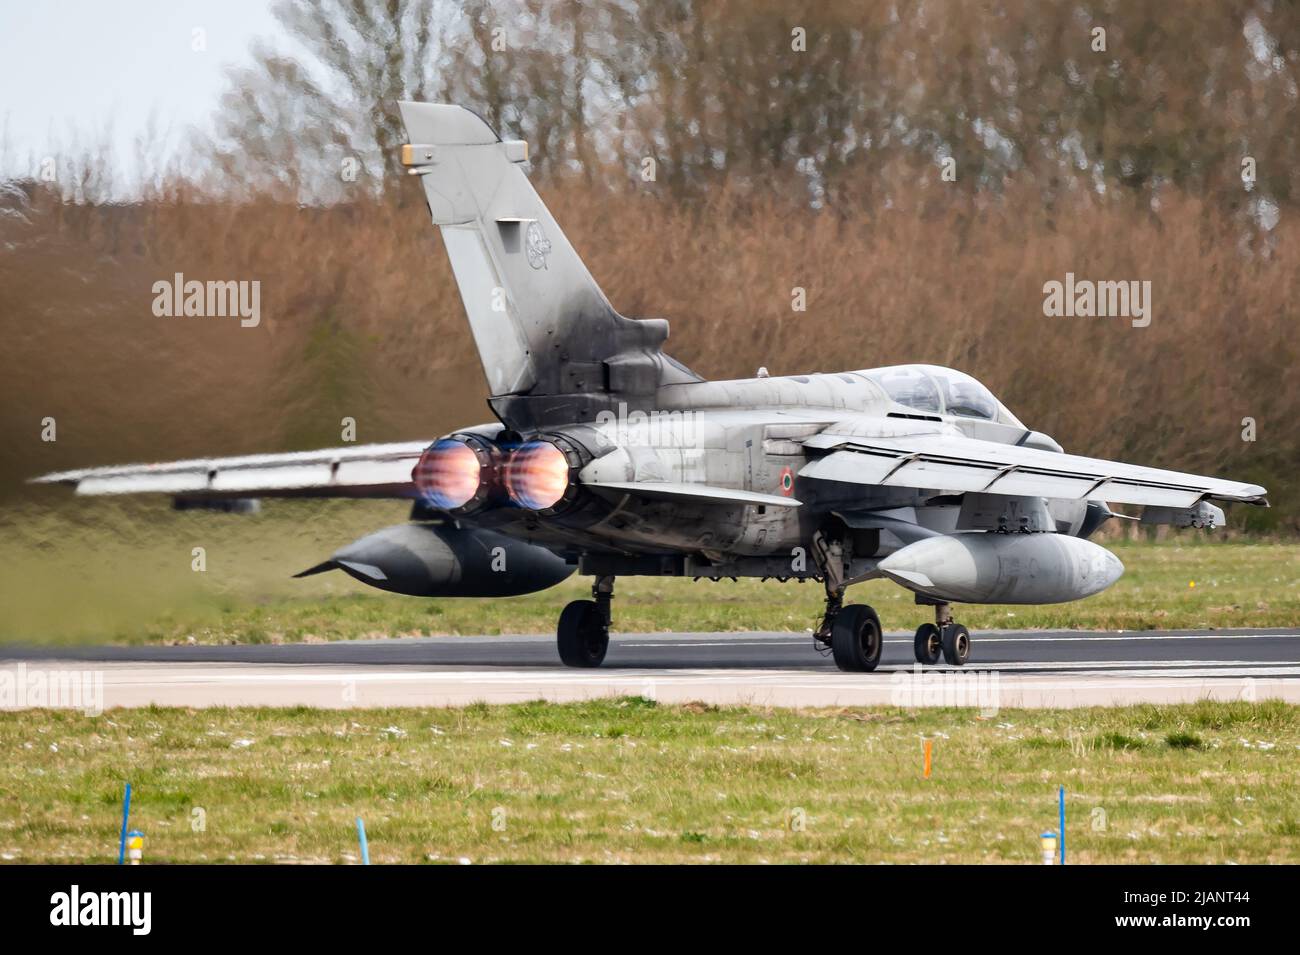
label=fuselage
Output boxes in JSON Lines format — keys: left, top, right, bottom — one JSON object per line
{"left": 461, "top": 364, "right": 1086, "bottom": 567}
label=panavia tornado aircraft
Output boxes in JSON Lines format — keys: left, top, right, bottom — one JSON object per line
{"left": 35, "top": 102, "right": 1269, "bottom": 671}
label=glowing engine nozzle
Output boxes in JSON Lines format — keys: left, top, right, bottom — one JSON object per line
{"left": 413, "top": 438, "right": 486, "bottom": 511}
{"left": 505, "top": 441, "right": 571, "bottom": 511}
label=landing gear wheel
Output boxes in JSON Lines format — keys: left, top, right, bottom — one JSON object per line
{"left": 940, "top": 624, "right": 971, "bottom": 666}
{"left": 557, "top": 599, "right": 608, "bottom": 668}
{"left": 914, "top": 623, "right": 942, "bottom": 665}
{"left": 831, "top": 604, "right": 883, "bottom": 672}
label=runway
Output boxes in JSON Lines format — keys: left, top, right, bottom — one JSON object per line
{"left": 2, "top": 628, "right": 1298, "bottom": 710}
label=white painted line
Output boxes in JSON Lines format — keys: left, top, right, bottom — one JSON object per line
{"left": 879, "top": 659, "right": 1300, "bottom": 672}
{"left": 90, "top": 665, "right": 1300, "bottom": 687}
{"left": 882, "top": 632, "right": 1300, "bottom": 645}
{"left": 624, "top": 641, "right": 809, "bottom": 648}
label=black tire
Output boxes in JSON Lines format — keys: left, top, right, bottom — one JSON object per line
{"left": 831, "top": 604, "right": 884, "bottom": 672}
{"left": 940, "top": 624, "right": 972, "bottom": 666}
{"left": 914, "top": 623, "right": 942, "bottom": 665}
{"left": 557, "top": 599, "right": 609, "bottom": 667}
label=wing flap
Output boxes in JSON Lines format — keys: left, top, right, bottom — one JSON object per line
{"left": 984, "top": 471, "right": 1107, "bottom": 500}
{"left": 798, "top": 451, "right": 900, "bottom": 485}
{"left": 800, "top": 433, "right": 1266, "bottom": 508}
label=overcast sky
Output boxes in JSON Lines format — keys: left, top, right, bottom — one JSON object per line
{"left": 0, "top": 0, "right": 280, "bottom": 179}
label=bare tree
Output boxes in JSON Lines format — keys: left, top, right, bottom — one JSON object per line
{"left": 196, "top": 0, "right": 1300, "bottom": 212}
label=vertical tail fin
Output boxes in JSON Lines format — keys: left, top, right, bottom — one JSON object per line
{"left": 398, "top": 102, "right": 697, "bottom": 425}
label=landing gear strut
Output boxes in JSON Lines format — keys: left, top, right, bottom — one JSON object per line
{"left": 557, "top": 575, "right": 613, "bottom": 667}
{"left": 914, "top": 600, "right": 971, "bottom": 666}
{"left": 811, "top": 532, "right": 883, "bottom": 672}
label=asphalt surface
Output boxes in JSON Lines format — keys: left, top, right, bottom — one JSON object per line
{"left": 3, "top": 627, "right": 1300, "bottom": 669}
{"left": 2, "top": 628, "right": 1298, "bottom": 709}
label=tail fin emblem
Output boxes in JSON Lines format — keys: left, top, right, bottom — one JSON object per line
{"left": 526, "top": 221, "right": 552, "bottom": 270}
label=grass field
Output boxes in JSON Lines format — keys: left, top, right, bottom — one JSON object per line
{"left": 147, "top": 538, "right": 1296, "bottom": 644}
{"left": 0, "top": 500, "right": 1296, "bottom": 644}
{"left": 1, "top": 700, "right": 1297, "bottom": 864}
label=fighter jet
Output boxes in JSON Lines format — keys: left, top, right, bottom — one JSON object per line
{"left": 34, "top": 103, "right": 1268, "bottom": 671}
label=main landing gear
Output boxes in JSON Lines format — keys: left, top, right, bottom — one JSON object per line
{"left": 827, "top": 602, "right": 884, "bottom": 672}
{"left": 806, "top": 529, "right": 978, "bottom": 670}
{"left": 557, "top": 575, "right": 613, "bottom": 667}
{"left": 554, "top": 566, "right": 972, "bottom": 671}
{"left": 811, "top": 533, "right": 883, "bottom": 672}
{"left": 816, "top": 596, "right": 971, "bottom": 671}
{"left": 913, "top": 600, "right": 971, "bottom": 666}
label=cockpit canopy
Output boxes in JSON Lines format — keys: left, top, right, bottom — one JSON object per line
{"left": 861, "top": 364, "right": 1022, "bottom": 426}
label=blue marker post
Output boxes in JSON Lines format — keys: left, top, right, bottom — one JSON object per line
{"left": 356, "top": 817, "right": 370, "bottom": 865}
{"left": 1058, "top": 785, "right": 1066, "bottom": 865}
{"left": 117, "top": 783, "right": 132, "bottom": 865}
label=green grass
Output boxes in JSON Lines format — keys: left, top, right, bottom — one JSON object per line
{"left": 1, "top": 700, "right": 1298, "bottom": 863}
{"left": 1, "top": 499, "right": 1297, "bottom": 644}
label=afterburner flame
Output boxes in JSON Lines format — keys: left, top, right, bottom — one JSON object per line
{"left": 414, "top": 439, "right": 482, "bottom": 510}
{"left": 505, "top": 441, "right": 570, "bottom": 510}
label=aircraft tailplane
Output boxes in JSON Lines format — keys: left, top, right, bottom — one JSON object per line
{"left": 397, "top": 102, "right": 698, "bottom": 427}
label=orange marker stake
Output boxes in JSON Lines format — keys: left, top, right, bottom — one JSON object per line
{"left": 923, "top": 738, "right": 933, "bottom": 778}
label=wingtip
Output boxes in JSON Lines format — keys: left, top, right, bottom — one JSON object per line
{"left": 293, "top": 561, "right": 337, "bottom": 579}
{"left": 1226, "top": 487, "right": 1269, "bottom": 507}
